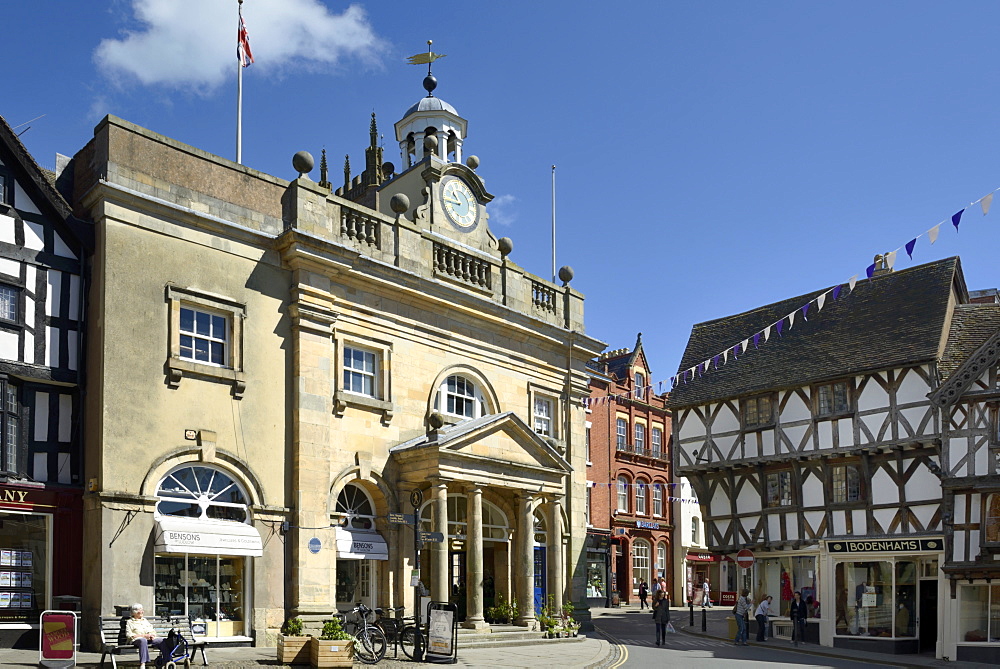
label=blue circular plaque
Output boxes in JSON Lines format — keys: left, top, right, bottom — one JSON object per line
{"left": 308, "top": 537, "right": 321, "bottom": 554}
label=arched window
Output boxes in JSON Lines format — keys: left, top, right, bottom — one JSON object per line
{"left": 635, "top": 480, "right": 647, "bottom": 515}
{"left": 657, "top": 542, "right": 668, "bottom": 580}
{"left": 435, "top": 375, "right": 489, "bottom": 419}
{"left": 617, "top": 476, "right": 629, "bottom": 512}
{"left": 691, "top": 517, "right": 700, "bottom": 544}
{"left": 533, "top": 509, "right": 547, "bottom": 545}
{"left": 335, "top": 483, "right": 377, "bottom": 531}
{"left": 633, "top": 538, "right": 651, "bottom": 590}
{"left": 418, "top": 495, "right": 509, "bottom": 541}
{"left": 652, "top": 484, "right": 663, "bottom": 516}
{"left": 156, "top": 464, "right": 249, "bottom": 523}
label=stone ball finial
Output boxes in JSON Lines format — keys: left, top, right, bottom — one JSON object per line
{"left": 382, "top": 161, "right": 395, "bottom": 176}
{"left": 390, "top": 193, "right": 410, "bottom": 215}
{"left": 498, "top": 237, "right": 513, "bottom": 257}
{"left": 558, "top": 265, "right": 574, "bottom": 285}
{"left": 466, "top": 155, "right": 480, "bottom": 170}
{"left": 292, "top": 151, "right": 314, "bottom": 176}
{"left": 428, "top": 412, "right": 445, "bottom": 430}
{"left": 423, "top": 134, "right": 439, "bottom": 153}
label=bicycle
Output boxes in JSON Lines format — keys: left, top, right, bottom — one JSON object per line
{"left": 341, "top": 602, "right": 388, "bottom": 664}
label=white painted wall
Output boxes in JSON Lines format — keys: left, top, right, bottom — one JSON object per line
{"left": 736, "top": 479, "right": 761, "bottom": 513}
{"left": 713, "top": 403, "right": 740, "bottom": 434}
{"left": 0, "top": 329, "right": 18, "bottom": 361}
{"left": 801, "top": 471, "right": 824, "bottom": 507}
{"left": 0, "top": 214, "right": 15, "bottom": 244}
{"left": 851, "top": 509, "right": 867, "bottom": 534}
{"left": 23, "top": 220, "right": 44, "bottom": 251}
{"left": 781, "top": 390, "right": 811, "bottom": 423}
{"left": 905, "top": 465, "right": 941, "bottom": 502}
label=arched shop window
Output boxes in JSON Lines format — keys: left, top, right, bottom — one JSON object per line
{"left": 336, "top": 483, "right": 376, "bottom": 530}
{"left": 156, "top": 464, "right": 249, "bottom": 523}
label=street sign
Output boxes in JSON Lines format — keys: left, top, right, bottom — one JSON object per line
{"left": 420, "top": 531, "right": 445, "bottom": 543}
{"left": 389, "top": 513, "right": 416, "bottom": 525}
{"left": 736, "top": 548, "right": 755, "bottom": 569}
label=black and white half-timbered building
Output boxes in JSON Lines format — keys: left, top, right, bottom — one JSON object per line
{"left": 0, "top": 115, "right": 89, "bottom": 647}
{"left": 670, "top": 257, "right": 1000, "bottom": 661}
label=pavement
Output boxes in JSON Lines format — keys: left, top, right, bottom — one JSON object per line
{"left": 589, "top": 603, "right": 996, "bottom": 669}
{"left": 3, "top": 605, "right": 995, "bottom": 668}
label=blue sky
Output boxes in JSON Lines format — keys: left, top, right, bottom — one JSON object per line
{"left": 6, "top": 1, "right": 1000, "bottom": 382}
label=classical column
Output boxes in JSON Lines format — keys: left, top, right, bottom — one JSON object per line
{"left": 464, "top": 486, "right": 487, "bottom": 629}
{"left": 431, "top": 481, "right": 450, "bottom": 603}
{"left": 515, "top": 494, "right": 537, "bottom": 629}
{"left": 547, "top": 496, "right": 564, "bottom": 615}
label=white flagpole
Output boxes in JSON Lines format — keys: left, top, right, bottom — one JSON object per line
{"left": 236, "top": 0, "right": 244, "bottom": 164}
{"left": 551, "top": 165, "right": 556, "bottom": 282}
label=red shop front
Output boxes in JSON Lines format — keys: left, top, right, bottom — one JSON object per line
{"left": 0, "top": 482, "right": 83, "bottom": 648}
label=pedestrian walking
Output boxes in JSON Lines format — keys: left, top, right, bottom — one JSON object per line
{"left": 755, "top": 595, "right": 773, "bottom": 641}
{"left": 638, "top": 580, "right": 649, "bottom": 609}
{"left": 652, "top": 590, "right": 671, "bottom": 645}
{"left": 733, "top": 588, "right": 751, "bottom": 646}
{"left": 702, "top": 578, "right": 712, "bottom": 607}
{"left": 789, "top": 590, "right": 808, "bottom": 646}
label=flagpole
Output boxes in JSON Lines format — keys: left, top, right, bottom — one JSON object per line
{"left": 236, "top": 0, "right": 244, "bottom": 165}
{"left": 551, "top": 164, "right": 556, "bottom": 282}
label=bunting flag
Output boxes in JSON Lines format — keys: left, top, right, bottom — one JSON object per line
{"left": 644, "top": 186, "right": 999, "bottom": 397}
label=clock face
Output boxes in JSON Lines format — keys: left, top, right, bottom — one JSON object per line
{"left": 441, "top": 178, "right": 479, "bottom": 229}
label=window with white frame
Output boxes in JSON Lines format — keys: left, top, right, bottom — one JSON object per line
{"left": 585, "top": 425, "right": 591, "bottom": 463}
{"left": 691, "top": 517, "right": 699, "bottom": 544}
{"left": 633, "top": 539, "right": 650, "bottom": 590}
{"left": 435, "top": 375, "right": 490, "bottom": 419}
{"left": 585, "top": 484, "right": 592, "bottom": 525}
{"left": 533, "top": 397, "right": 553, "bottom": 436}
{"left": 156, "top": 464, "right": 249, "bottom": 523}
{"left": 657, "top": 542, "right": 667, "bottom": 580}
{"left": 616, "top": 418, "right": 627, "bottom": 450}
{"left": 635, "top": 481, "right": 647, "bottom": 515}
{"left": 634, "top": 423, "right": 646, "bottom": 453}
{"left": 832, "top": 464, "right": 862, "bottom": 503}
{"left": 343, "top": 346, "right": 377, "bottom": 397}
{"left": 959, "top": 583, "right": 1000, "bottom": 643}
{"left": 634, "top": 372, "right": 645, "bottom": 399}
{"left": 653, "top": 483, "right": 662, "bottom": 516}
{"left": 180, "top": 306, "right": 228, "bottom": 366}
{"left": 617, "top": 476, "right": 629, "bottom": 512}
{"left": 0, "top": 380, "right": 19, "bottom": 475}
{"left": 652, "top": 426, "right": 662, "bottom": 458}
{"left": 0, "top": 285, "right": 17, "bottom": 322}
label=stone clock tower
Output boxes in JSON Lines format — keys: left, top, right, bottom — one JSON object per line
{"left": 374, "top": 70, "right": 499, "bottom": 256}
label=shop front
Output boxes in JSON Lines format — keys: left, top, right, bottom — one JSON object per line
{"left": 152, "top": 464, "right": 264, "bottom": 641}
{"left": 584, "top": 531, "right": 610, "bottom": 608}
{"left": 0, "top": 483, "right": 82, "bottom": 648}
{"left": 824, "top": 537, "right": 942, "bottom": 654}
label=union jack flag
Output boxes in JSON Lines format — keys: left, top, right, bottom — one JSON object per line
{"left": 238, "top": 13, "right": 254, "bottom": 67}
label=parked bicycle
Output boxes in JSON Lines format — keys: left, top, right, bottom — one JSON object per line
{"left": 340, "top": 603, "right": 388, "bottom": 664}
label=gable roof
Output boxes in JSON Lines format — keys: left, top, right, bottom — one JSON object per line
{"left": 929, "top": 303, "right": 1000, "bottom": 407}
{"left": 0, "top": 114, "right": 91, "bottom": 250}
{"left": 668, "top": 257, "right": 964, "bottom": 409}
{"left": 603, "top": 333, "right": 650, "bottom": 381}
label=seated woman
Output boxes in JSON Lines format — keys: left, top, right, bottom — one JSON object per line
{"left": 125, "top": 603, "right": 168, "bottom": 669}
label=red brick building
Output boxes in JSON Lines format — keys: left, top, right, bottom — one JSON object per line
{"left": 584, "top": 334, "right": 672, "bottom": 607}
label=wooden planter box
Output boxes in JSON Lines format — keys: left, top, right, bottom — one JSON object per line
{"left": 278, "top": 635, "right": 311, "bottom": 664}
{"left": 309, "top": 637, "right": 354, "bottom": 668}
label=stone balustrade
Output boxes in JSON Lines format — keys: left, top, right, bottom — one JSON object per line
{"left": 340, "top": 208, "right": 380, "bottom": 249}
{"left": 433, "top": 242, "right": 492, "bottom": 291}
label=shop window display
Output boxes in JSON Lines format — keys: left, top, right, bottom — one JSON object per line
{"left": 959, "top": 584, "right": 1000, "bottom": 643}
{"left": 834, "top": 560, "right": 914, "bottom": 638}
{"left": 154, "top": 555, "right": 245, "bottom": 637}
{"left": 0, "top": 512, "right": 46, "bottom": 621}
{"left": 586, "top": 553, "right": 605, "bottom": 598}
{"left": 756, "top": 556, "right": 816, "bottom": 616}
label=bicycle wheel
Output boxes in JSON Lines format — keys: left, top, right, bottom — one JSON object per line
{"left": 399, "top": 625, "right": 422, "bottom": 660}
{"left": 354, "top": 626, "right": 388, "bottom": 664}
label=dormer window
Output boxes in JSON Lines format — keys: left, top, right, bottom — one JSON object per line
{"left": 634, "top": 372, "right": 645, "bottom": 399}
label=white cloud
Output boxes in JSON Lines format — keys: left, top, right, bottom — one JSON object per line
{"left": 95, "top": 0, "right": 385, "bottom": 92}
{"left": 488, "top": 194, "right": 517, "bottom": 227}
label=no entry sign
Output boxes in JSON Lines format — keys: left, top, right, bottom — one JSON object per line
{"left": 736, "top": 549, "right": 755, "bottom": 569}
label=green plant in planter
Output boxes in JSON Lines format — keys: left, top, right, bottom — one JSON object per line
{"left": 281, "top": 617, "right": 305, "bottom": 636}
{"left": 320, "top": 617, "right": 353, "bottom": 641}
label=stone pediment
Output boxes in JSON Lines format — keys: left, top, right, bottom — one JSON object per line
{"left": 390, "top": 412, "right": 571, "bottom": 493}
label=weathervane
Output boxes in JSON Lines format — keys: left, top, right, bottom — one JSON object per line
{"left": 407, "top": 40, "right": 446, "bottom": 96}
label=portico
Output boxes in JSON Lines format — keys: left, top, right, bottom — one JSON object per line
{"left": 391, "top": 411, "right": 571, "bottom": 630}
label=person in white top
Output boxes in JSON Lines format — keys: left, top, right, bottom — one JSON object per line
{"left": 701, "top": 578, "right": 712, "bottom": 607}
{"left": 755, "top": 595, "right": 773, "bottom": 641}
{"left": 124, "top": 603, "right": 168, "bottom": 669}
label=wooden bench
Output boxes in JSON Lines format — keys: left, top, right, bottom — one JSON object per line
{"left": 99, "top": 615, "right": 208, "bottom": 669}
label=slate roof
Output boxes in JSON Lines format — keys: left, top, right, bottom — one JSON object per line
{"left": 667, "top": 257, "right": 965, "bottom": 409}
{"left": 938, "top": 303, "right": 1000, "bottom": 379}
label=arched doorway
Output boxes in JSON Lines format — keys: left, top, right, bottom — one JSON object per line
{"left": 334, "top": 482, "right": 386, "bottom": 611}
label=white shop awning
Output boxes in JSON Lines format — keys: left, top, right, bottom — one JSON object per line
{"left": 335, "top": 527, "right": 388, "bottom": 560}
{"left": 154, "top": 517, "right": 264, "bottom": 557}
